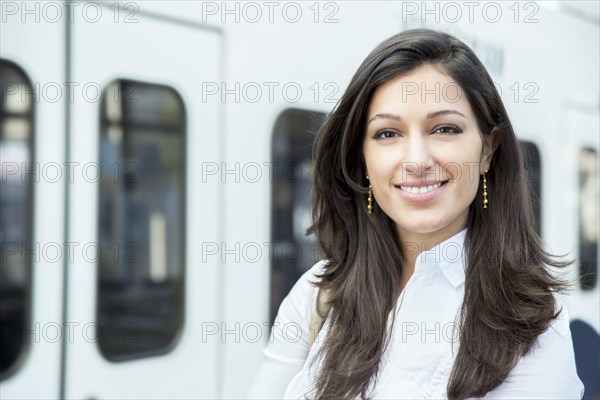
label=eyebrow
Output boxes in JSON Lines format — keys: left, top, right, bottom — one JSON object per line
{"left": 427, "top": 109, "right": 466, "bottom": 119}
{"left": 367, "top": 109, "right": 466, "bottom": 125}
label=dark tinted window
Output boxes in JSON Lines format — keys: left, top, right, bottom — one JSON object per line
{"left": 522, "top": 141, "right": 542, "bottom": 234}
{"left": 0, "top": 60, "right": 34, "bottom": 377}
{"left": 97, "top": 80, "right": 186, "bottom": 360}
{"left": 578, "top": 148, "right": 598, "bottom": 290}
{"left": 270, "top": 109, "right": 326, "bottom": 323}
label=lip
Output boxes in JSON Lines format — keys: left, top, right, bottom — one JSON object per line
{"left": 395, "top": 180, "right": 447, "bottom": 203}
{"left": 397, "top": 180, "right": 445, "bottom": 188}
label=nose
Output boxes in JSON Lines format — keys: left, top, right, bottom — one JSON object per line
{"left": 402, "top": 132, "right": 435, "bottom": 179}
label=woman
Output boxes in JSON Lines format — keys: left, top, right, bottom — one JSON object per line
{"left": 248, "top": 29, "right": 584, "bottom": 399}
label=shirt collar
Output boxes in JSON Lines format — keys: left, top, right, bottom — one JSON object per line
{"left": 412, "top": 228, "right": 467, "bottom": 288}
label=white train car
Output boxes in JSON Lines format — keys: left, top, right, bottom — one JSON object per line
{"left": 1, "top": 1, "right": 598, "bottom": 398}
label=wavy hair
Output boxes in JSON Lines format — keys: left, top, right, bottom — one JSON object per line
{"left": 307, "top": 28, "right": 571, "bottom": 400}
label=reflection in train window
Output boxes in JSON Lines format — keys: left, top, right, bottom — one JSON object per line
{"left": 521, "top": 141, "right": 542, "bottom": 234}
{"left": 270, "top": 109, "right": 326, "bottom": 323}
{"left": 98, "top": 80, "right": 186, "bottom": 360}
{"left": 0, "top": 60, "right": 33, "bottom": 378}
{"left": 579, "top": 148, "right": 598, "bottom": 290}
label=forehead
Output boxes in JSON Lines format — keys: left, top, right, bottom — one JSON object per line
{"left": 368, "top": 64, "right": 473, "bottom": 116}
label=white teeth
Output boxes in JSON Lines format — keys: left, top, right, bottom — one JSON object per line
{"left": 400, "top": 182, "right": 443, "bottom": 194}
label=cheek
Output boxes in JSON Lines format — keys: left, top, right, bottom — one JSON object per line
{"left": 460, "top": 174, "right": 480, "bottom": 198}
{"left": 364, "top": 154, "right": 393, "bottom": 202}
{"left": 443, "top": 138, "right": 483, "bottom": 174}
{"left": 453, "top": 163, "right": 481, "bottom": 204}
{"left": 441, "top": 143, "right": 482, "bottom": 200}
{"left": 366, "top": 164, "right": 388, "bottom": 199}
{"left": 364, "top": 144, "right": 392, "bottom": 178}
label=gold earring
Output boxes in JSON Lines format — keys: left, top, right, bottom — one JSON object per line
{"left": 367, "top": 175, "right": 373, "bottom": 214}
{"left": 482, "top": 170, "right": 488, "bottom": 209}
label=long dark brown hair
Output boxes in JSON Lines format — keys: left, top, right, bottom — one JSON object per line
{"left": 307, "top": 28, "right": 572, "bottom": 400}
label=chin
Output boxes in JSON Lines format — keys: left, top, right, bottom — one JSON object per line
{"left": 397, "top": 218, "right": 448, "bottom": 235}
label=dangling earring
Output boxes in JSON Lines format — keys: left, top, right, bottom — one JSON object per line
{"left": 482, "top": 170, "right": 488, "bottom": 209}
{"left": 366, "top": 175, "right": 373, "bottom": 214}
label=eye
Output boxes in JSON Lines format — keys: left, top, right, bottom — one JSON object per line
{"left": 372, "top": 129, "right": 401, "bottom": 140}
{"left": 433, "top": 125, "right": 463, "bottom": 135}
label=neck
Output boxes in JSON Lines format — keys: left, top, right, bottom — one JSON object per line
{"left": 397, "top": 217, "right": 468, "bottom": 283}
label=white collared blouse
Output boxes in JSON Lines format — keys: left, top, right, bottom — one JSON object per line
{"left": 247, "top": 229, "right": 584, "bottom": 399}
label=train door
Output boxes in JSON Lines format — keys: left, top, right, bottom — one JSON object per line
{"left": 64, "top": 4, "right": 221, "bottom": 399}
{"left": 0, "top": 11, "right": 66, "bottom": 400}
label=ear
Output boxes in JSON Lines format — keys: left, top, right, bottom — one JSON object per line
{"left": 480, "top": 127, "right": 501, "bottom": 172}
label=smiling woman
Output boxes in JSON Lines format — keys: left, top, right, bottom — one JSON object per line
{"left": 363, "top": 64, "right": 500, "bottom": 289}
{"left": 248, "top": 29, "right": 584, "bottom": 400}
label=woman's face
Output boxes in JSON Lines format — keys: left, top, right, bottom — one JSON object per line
{"left": 363, "top": 64, "right": 495, "bottom": 242}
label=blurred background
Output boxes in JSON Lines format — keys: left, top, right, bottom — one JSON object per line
{"left": 1, "top": 0, "right": 599, "bottom": 398}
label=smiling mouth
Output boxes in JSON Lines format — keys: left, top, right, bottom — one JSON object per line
{"left": 396, "top": 181, "right": 448, "bottom": 194}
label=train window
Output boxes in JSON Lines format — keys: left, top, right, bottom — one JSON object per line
{"left": 578, "top": 148, "right": 598, "bottom": 290}
{"left": 521, "top": 141, "right": 542, "bottom": 234}
{"left": 0, "top": 60, "right": 33, "bottom": 378}
{"left": 270, "top": 108, "right": 326, "bottom": 323}
{"left": 97, "top": 80, "right": 186, "bottom": 360}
